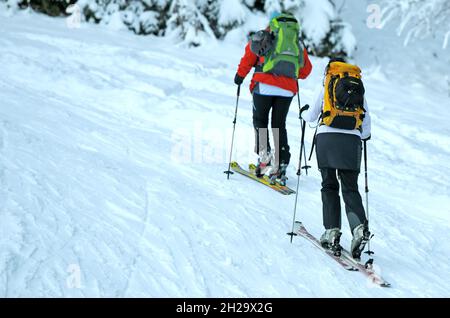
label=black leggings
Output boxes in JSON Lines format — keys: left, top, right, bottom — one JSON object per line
{"left": 320, "top": 168, "right": 367, "bottom": 233}
{"left": 252, "top": 93, "right": 293, "bottom": 165}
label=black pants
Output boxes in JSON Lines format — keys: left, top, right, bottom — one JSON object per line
{"left": 252, "top": 93, "right": 293, "bottom": 165}
{"left": 321, "top": 168, "right": 367, "bottom": 233}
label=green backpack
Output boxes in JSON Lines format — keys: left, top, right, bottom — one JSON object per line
{"left": 262, "top": 14, "right": 304, "bottom": 79}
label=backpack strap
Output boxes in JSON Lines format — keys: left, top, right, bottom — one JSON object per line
{"left": 325, "top": 75, "right": 338, "bottom": 118}
{"left": 308, "top": 113, "right": 322, "bottom": 161}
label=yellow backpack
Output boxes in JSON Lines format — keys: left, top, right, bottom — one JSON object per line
{"left": 322, "top": 61, "right": 366, "bottom": 130}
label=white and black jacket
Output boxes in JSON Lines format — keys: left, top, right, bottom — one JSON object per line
{"left": 302, "top": 86, "right": 372, "bottom": 140}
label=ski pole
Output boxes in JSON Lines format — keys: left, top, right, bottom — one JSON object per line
{"left": 363, "top": 140, "right": 374, "bottom": 255}
{"left": 302, "top": 121, "right": 310, "bottom": 175}
{"left": 296, "top": 89, "right": 303, "bottom": 176}
{"left": 224, "top": 85, "right": 241, "bottom": 179}
{"left": 287, "top": 87, "right": 308, "bottom": 242}
{"left": 288, "top": 109, "right": 308, "bottom": 243}
{"left": 297, "top": 81, "right": 311, "bottom": 175}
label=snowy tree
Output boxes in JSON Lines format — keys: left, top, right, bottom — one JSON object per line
{"left": 1, "top": 0, "right": 356, "bottom": 56}
{"left": 217, "top": 0, "right": 247, "bottom": 33}
{"left": 123, "top": 0, "right": 169, "bottom": 35}
{"left": 1, "top": 0, "right": 21, "bottom": 10}
{"left": 78, "top": 0, "right": 123, "bottom": 24}
{"left": 78, "top": 0, "right": 168, "bottom": 35}
{"left": 264, "top": 0, "right": 281, "bottom": 15}
{"left": 121, "top": 1, "right": 152, "bottom": 34}
{"left": 282, "top": 0, "right": 299, "bottom": 12}
{"left": 382, "top": 0, "right": 450, "bottom": 48}
{"left": 165, "top": 0, "right": 215, "bottom": 46}
{"left": 1, "top": 0, "right": 77, "bottom": 16}
{"left": 277, "top": 0, "right": 356, "bottom": 57}
{"left": 244, "top": 0, "right": 263, "bottom": 11}
{"left": 196, "top": 0, "right": 221, "bottom": 37}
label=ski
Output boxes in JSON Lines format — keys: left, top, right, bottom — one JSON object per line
{"left": 230, "top": 161, "right": 296, "bottom": 195}
{"left": 340, "top": 249, "right": 391, "bottom": 287}
{"left": 294, "top": 222, "right": 357, "bottom": 271}
{"left": 295, "top": 221, "right": 391, "bottom": 287}
{"left": 248, "top": 163, "right": 287, "bottom": 187}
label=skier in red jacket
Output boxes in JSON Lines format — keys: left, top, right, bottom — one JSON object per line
{"left": 234, "top": 14, "right": 312, "bottom": 183}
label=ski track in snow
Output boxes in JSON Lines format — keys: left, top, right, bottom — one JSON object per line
{"left": 0, "top": 12, "right": 449, "bottom": 297}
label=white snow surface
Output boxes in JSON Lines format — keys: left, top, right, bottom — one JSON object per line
{"left": 0, "top": 10, "right": 450, "bottom": 297}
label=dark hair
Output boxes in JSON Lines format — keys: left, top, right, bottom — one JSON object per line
{"left": 328, "top": 57, "right": 346, "bottom": 64}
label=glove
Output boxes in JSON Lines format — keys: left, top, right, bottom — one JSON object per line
{"left": 234, "top": 73, "right": 244, "bottom": 85}
{"left": 362, "top": 135, "right": 371, "bottom": 142}
{"left": 300, "top": 104, "right": 310, "bottom": 118}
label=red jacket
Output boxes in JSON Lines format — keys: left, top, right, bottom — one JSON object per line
{"left": 237, "top": 42, "right": 312, "bottom": 94}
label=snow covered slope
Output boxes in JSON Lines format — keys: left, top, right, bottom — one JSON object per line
{"left": 0, "top": 11, "right": 449, "bottom": 297}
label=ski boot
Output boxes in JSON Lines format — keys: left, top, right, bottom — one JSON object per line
{"left": 350, "top": 222, "right": 371, "bottom": 260}
{"left": 320, "top": 228, "right": 343, "bottom": 257}
{"left": 269, "top": 163, "right": 288, "bottom": 186}
{"left": 255, "top": 151, "right": 273, "bottom": 178}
